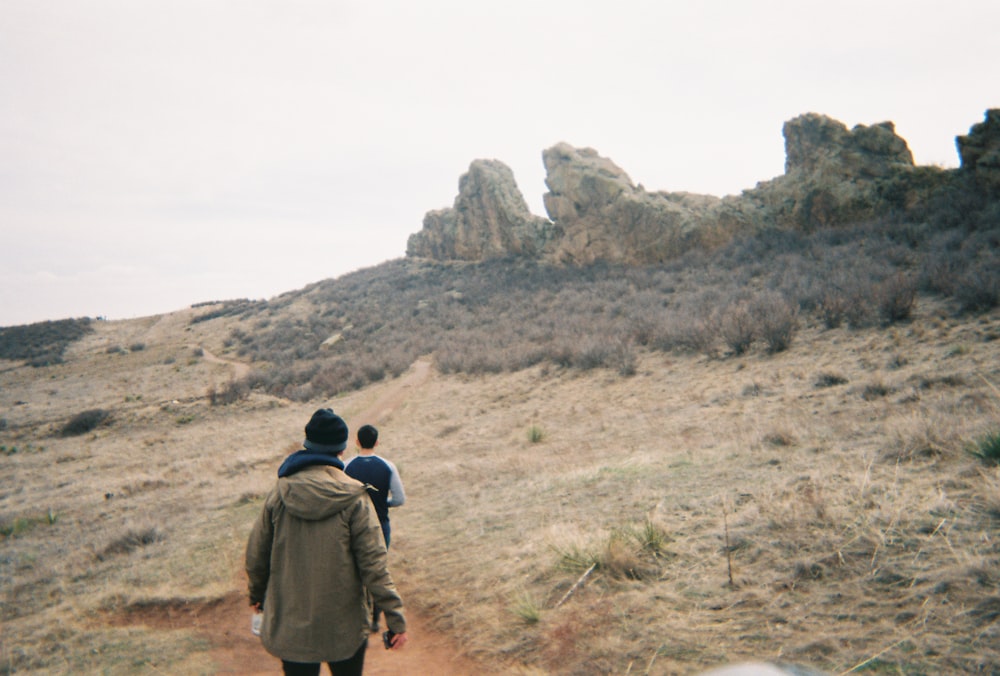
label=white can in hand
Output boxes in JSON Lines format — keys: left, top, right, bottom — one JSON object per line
{"left": 251, "top": 612, "right": 263, "bottom": 636}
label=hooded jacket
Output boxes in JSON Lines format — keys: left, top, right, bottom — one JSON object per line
{"left": 245, "top": 463, "right": 406, "bottom": 663}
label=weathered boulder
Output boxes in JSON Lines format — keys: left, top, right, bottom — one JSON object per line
{"left": 783, "top": 113, "right": 913, "bottom": 178}
{"left": 739, "top": 113, "right": 917, "bottom": 229}
{"left": 406, "top": 159, "right": 552, "bottom": 261}
{"left": 540, "top": 143, "right": 723, "bottom": 264}
{"left": 957, "top": 109, "right": 1000, "bottom": 194}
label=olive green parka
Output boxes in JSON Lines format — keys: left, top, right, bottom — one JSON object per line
{"left": 245, "top": 464, "right": 406, "bottom": 663}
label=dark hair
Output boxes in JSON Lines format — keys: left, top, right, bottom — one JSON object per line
{"left": 357, "top": 424, "right": 378, "bottom": 449}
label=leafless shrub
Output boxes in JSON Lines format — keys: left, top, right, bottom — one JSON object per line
{"left": 208, "top": 379, "right": 250, "bottom": 406}
{"left": 876, "top": 273, "right": 917, "bottom": 324}
{"left": 718, "top": 301, "right": 755, "bottom": 356}
{"left": 751, "top": 293, "right": 799, "bottom": 353}
{"left": 954, "top": 262, "right": 1000, "bottom": 314}
{"left": 817, "top": 288, "right": 852, "bottom": 329}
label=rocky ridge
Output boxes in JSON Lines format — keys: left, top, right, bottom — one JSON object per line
{"left": 407, "top": 109, "right": 1000, "bottom": 265}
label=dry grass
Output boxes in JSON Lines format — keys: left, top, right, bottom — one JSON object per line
{"left": 2, "top": 291, "right": 1000, "bottom": 674}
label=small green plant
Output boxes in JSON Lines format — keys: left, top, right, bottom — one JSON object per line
{"left": 946, "top": 344, "right": 970, "bottom": 357}
{"left": 969, "top": 430, "right": 1000, "bottom": 466}
{"left": 554, "top": 542, "right": 602, "bottom": 573}
{"left": 511, "top": 591, "right": 542, "bottom": 624}
{"left": 631, "top": 518, "right": 672, "bottom": 557}
{"left": 528, "top": 425, "right": 545, "bottom": 443}
{"left": 0, "top": 509, "right": 59, "bottom": 538}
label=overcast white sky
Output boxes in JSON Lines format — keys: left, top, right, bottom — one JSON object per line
{"left": 2, "top": 1, "right": 997, "bottom": 326}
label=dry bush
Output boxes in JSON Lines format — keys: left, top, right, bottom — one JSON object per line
{"left": 750, "top": 292, "right": 799, "bottom": 353}
{"left": 815, "top": 372, "right": 849, "bottom": 388}
{"left": 876, "top": 272, "right": 917, "bottom": 324}
{"left": 207, "top": 378, "right": 250, "bottom": 406}
{"left": 60, "top": 408, "right": 112, "bottom": 436}
{"left": 96, "top": 526, "right": 165, "bottom": 561}
{"left": 954, "top": 262, "right": 1000, "bottom": 314}
{"left": 718, "top": 301, "right": 755, "bottom": 356}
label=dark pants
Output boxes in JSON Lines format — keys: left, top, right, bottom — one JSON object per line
{"left": 371, "top": 520, "right": 391, "bottom": 629}
{"left": 281, "top": 639, "right": 366, "bottom": 676}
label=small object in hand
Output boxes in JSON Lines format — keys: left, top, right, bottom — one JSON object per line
{"left": 382, "top": 630, "right": 395, "bottom": 649}
{"left": 251, "top": 612, "right": 263, "bottom": 636}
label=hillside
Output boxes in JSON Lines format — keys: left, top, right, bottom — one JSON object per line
{"left": 2, "top": 109, "right": 1000, "bottom": 674}
{"left": 2, "top": 214, "right": 1000, "bottom": 674}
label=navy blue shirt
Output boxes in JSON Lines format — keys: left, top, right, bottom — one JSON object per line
{"left": 344, "top": 455, "right": 405, "bottom": 525}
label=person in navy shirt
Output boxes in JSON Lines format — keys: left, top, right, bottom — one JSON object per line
{"left": 345, "top": 424, "right": 406, "bottom": 633}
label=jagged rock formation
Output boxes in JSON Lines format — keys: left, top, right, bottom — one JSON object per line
{"left": 782, "top": 113, "right": 913, "bottom": 177}
{"left": 541, "top": 143, "right": 724, "bottom": 264}
{"left": 407, "top": 110, "right": 995, "bottom": 265}
{"left": 406, "top": 159, "right": 551, "bottom": 260}
{"left": 957, "top": 109, "right": 1000, "bottom": 194}
{"left": 736, "top": 114, "right": 919, "bottom": 230}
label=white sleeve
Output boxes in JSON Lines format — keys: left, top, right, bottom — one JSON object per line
{"left": 386, "top": 459, "right": 406, "bottom": 507}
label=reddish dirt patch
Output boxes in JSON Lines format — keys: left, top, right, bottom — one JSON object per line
{"left": 109, "top": 591, "right": 488, "bottom": 674}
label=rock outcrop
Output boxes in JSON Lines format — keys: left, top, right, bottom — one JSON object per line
{"left": 957, "top": 109, "right": 1000, "bottom": 194}
{"left": 406, "top": 159, "right": 551, "bottom": 261}
{"left": 541, "top": 143, "right": 723, "bottom": 265}
{"left": 736, "top": 114, "right": 918, "bottom": 230}
{"left": 783, "top": 113, "right": 913, "bottom": 178}
{"left": 407, "top": 110, "right": 993, "bottom": 265}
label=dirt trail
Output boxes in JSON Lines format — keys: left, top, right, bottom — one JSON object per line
{"left": 196, "top": 345, "right": 252, "bottom": 380}
{"left": 205, "top": 358, "right": 492, "bottom": 674}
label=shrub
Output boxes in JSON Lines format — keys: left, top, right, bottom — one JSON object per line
{"left": 60, "top": 408, "right": 111, "bottom": 436}
{"left": 719, "top": 302, "right": 755, "bottom": 355}
{"left": 817, "top": 289, "right": 852, "bottom": 329}
{"left": 528, "top": 426, "right": 545, "bottom": 444}
{"left": 954, "top": 263, "right": 1000, "bottom": 314}
{"left": 208, "top": 379, "right": 251, "bottom": 406}
{"left": 96, "top": 526, "right": 164, "bottom": 561}
{"left": 876, "top": 273, "right": 917, "bottom": 324}
{"left": 751, "top": 293, "right": 799, "bottom": 353}
{"left": 861, "top": 382, "right": 893, "bottom": 401}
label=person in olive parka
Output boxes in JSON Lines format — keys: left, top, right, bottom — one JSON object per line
{"left": 246, "top": 408, "right": 407, "bottom": 676}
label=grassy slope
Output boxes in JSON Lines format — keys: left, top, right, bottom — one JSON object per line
{"left": 1, "top": 296, "right": 999, "bottom": 674}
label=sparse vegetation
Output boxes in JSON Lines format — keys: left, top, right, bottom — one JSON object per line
{"left": 191, "top": 218, "right": 999, "bottom": 402}
{"left": 969, "top": 429, "right": 1000, "bottom": 465}
{"left": 2, "top": 210, "right": 1000, "bottom": 674}
{"left": 97, "top": 526, "right": 165, "bottom": 561}
{"left": 0, "top": 317, "right": 93, "bottom": 366}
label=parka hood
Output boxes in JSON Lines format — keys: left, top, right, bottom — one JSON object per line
{"left": 277, "top": 465, "right": 368, "bottom": 521}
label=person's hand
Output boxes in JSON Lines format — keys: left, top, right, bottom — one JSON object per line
{"left": 389, "top": 631, "right": 408, "bottom": 649}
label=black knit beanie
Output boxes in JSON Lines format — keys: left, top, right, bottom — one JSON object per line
{"left": 303, "top": 408, "right": 348, "bottom": 453}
